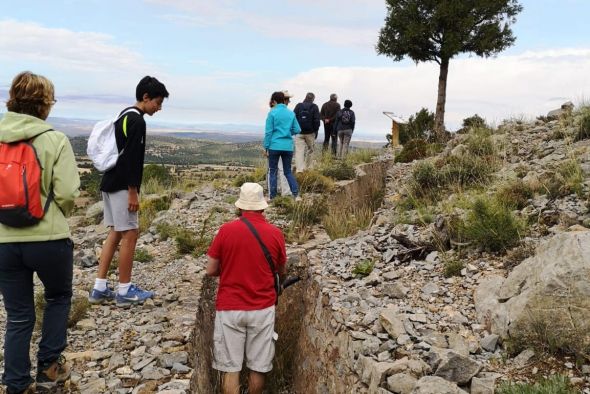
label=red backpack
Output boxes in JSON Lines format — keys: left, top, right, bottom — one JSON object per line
{"left": 0, "top": 130, "right": 54, "bottom": 227}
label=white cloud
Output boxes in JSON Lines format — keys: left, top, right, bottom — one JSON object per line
{"left": 279, "top": 47, "right": 590, "bottom": 136}
{"left": 0, "top": 20, "right": 146, "bottom": 74}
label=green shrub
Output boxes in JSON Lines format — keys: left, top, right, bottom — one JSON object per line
{"left": 295, "top": 170, "right": 335, "bottom": 193}
{"left": 459, "top": 197, "right": 524, "bottom": 252}
{"left": 79, "top": 168, "right": 102, "bottom": 201}
{"left": 174, "top": 228, "right": 199, "bottom": 255}
{"left": 232, "top": 165, "right": 267, "bottom": 187}
{"left": 134, "top": 248, "right": 153, "bottom": 263}
{"left": 156, "top": 222, "right": 176, "bottom": 241}
{"left": 144, "top": 164, "right": 173, "bottom": 186}
{"left": 399, "top": 108, "right": 435, "bottom": 144}
{"left": 395, "top": 139, "right": 443, "bottom": 163}
{"left": 352, "top": 260, "right": 374, "bottom": 277}
{"left": 437, "top": 155, "right": 494, "bottom": 188}
{"left": 139, "top": 195, "right": 172, "bottom": 232}
{"left": 461, "top": 114, "right": 487, "bottom": 130}
{"left": 320, "top": 161, "right": 356, "bottom": 180}
{"left": 323, "top": 206, "right": 373, "bottom": 240}
{"left": 346, "top": 148, "right": 379, "bottom": 164}
{"left": 496, "top": 375, "right": 577, "bottom": 394}
{"left": 443, "top": 258, "right": 464, "bottom": 277}
{"left": 542, "top": 159, "right": 584, "bottom": 198}
{"left": 574, "top": 106, "right": 590, "bottom": 141}
{"left": 495, "top": 180, "right": 534, "bottom": 209}
{"left": 285, "top": 196, "right": 328, "bottom": 244}
{"left": 464, "top": 128, "right": 495, "bottom": 157}
{"left": 271, "top": 196, "right": 295, "bottom": 214}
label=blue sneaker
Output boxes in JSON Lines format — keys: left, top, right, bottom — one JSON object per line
{"left": 116, "top": 284, "right": 154, "bottom": 307}
{"left": 88, "top": 286, "right": 115, "bottom": 304}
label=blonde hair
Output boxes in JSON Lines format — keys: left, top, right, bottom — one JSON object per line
{"left": 6, "top": 71, "right": 55, "bottom": 119}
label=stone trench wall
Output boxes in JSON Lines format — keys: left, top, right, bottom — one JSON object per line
{"left": 189, "top": 159, "right": 389, "bottom": 393}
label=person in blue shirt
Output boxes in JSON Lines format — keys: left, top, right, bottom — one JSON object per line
{"left": 264, "top": 91, "right": 301, "bottom": 200}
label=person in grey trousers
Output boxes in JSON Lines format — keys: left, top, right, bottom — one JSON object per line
{"left": 333, "top": 100, "right": 356, "bottom": 159}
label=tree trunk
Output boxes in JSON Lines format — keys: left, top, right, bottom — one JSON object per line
{"left": 434, "top": 57, "right": 449, "bottom": 140}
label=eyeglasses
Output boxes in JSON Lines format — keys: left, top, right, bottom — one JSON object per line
{"left": 49, "top": 99, "right": 57, "bottom": 105}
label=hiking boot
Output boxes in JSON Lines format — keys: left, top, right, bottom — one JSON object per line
{"left": 115, "top": 284, "right": 154, "bottom": 307}
{"left": 7, "top": 383, "right": 35, "bottom": 394}
{"left": 36, "top": 355, "right": 70, "bottom": 391}
{"left": 88, "top": 286, "right": 115, "bottom": 304}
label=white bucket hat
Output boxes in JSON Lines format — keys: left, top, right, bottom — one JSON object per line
{"left": 235, "top": 182, "right": 268, "bottom": 211}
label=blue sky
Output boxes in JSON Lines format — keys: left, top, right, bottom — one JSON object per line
{"left": 1, "top": 0, "right": 589, "bottom": 140}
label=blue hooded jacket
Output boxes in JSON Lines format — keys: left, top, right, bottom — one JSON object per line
{"left": 263, "top": 104, "right": 301, "bottom": 151}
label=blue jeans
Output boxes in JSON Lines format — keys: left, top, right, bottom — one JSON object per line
{"left": 0, "top": 239, "right": 73, "bottom": 393}
{"left": 268, "top": 150, "right": 298, "bottom": 199}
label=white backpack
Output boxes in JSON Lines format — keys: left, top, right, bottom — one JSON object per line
{"left": 87, "top": 108, "right": 140, "bottom": 172}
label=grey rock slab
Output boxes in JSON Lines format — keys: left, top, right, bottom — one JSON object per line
{"left": 434, "top": 350, "right": 482, "bottom": 385}
{"left": 157, "top": 351, "right": 188, "bottom": 368}
{"left": 480, "top": 334, "right": 500, "bottom": 352}
{"left": 79, "top": 378, "right": 107, "bottom": 394}
{"left": 380, "top": 307, "right": 407, "bottom": 339}
{"left": 387, "top": 373, "right": 417, "bottom": 394}
{"left": 411, "top": 376, "right": 467, "bottom": 394}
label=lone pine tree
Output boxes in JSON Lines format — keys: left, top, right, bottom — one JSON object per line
{"left": 376, "top": 0, "right": 523, "bottom": 138}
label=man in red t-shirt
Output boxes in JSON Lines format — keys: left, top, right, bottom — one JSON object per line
{"left": 206, "top": 182, "right": 287, "bottom": 394}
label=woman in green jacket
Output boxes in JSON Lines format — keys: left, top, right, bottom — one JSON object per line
{"left": 0, "top": 71, "right": 80, "bottom": 394}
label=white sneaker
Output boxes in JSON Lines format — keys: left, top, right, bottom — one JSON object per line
{"left": 295, "top": 196, "right": 302, "bottom": 202}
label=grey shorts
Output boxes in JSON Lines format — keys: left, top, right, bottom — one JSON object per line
{"left": 212, "top": 306, "right": 276, "bottom": 373}
{"left": 102, "top": 190, "right": 138, "bottom": 231}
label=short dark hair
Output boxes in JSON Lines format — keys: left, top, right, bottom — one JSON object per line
{"left": 136, "top": 76, "right": 169, "bottom": 101}
{"left": 305, "top": 92, "right": 315, "bottom": 102}
{"left": 271, "top": 91, "right": 285, "bottom": 104}
{"left": 344, "top": 99, "right": 352, "bottom": 108}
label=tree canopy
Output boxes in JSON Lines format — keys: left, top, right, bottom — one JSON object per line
{"left": 376, "top": 0, "right": 522, "bottom": 136}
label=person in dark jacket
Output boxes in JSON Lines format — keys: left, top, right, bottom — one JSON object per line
{"left": 88, "top": 76, "right": 169, "bottom": 307}
{"left": 333, "top": 100, "right": 356, "bottom": 159}
{"left": 320, "top": 93, "right": 341, "bottom": 155}
{"left": 293, "top": 92, "right": 320, "bottom": 172}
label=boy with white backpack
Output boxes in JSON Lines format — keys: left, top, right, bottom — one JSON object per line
{"left": 88, "top": 76, "right": 169, "bottom": 307}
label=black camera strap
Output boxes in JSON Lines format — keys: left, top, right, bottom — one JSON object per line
{"left": 240, "top": 217, "right": 279, "bottom": 304}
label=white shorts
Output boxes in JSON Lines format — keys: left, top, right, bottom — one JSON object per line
{"left": 102, "top": 190, "right": 138, "bottom": 231}
{"left": 212, "top": 306, "right": 276, "bottom": 373}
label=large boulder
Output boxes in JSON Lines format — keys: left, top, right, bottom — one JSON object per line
{"left": 475, "top": 231, "right": 590, "bottom": 345}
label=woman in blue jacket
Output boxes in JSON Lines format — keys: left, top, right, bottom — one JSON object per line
{"left": 263, "top": 91, "right": 301, "bottom": 199}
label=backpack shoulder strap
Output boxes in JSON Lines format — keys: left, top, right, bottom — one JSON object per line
{"left": 28, "top": 129, "right": 56, "bottom": 213}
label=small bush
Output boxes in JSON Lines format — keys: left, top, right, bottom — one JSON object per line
{"left": 295, "top": 170, "right": 335, "bottom": 193}
{"left": 461, "top": 114, "right": 487, "bottom": 131}
{"left": 399, "top": 108, "right": 435, "bottom": 144}
{"left": 174, "top": 228, "right": 199, "bottom": 255}
{"left": 143, "top": 164, "right": 173, "bottom": 186}
{"left": 156, "top": 222, "right": 176, "bottom": 241}
{"left": 495, "top": 180, "right": 534, "bottom": 209}
{"left": 574, "top": 106, "right": 590, "bottom": 141}
{"left": 352, "top": 260, "right": 374, "bottom": 277}
{"left": 285, "top": 196, "right": 328, "bottom": 244}
{"left": 323, "top": 206, "right": 373, "bottom": 240}
{"left": 79, "top": 168, "right": 102, "bottom": 201}
{"left": 459, "top": 197, "right": 524, "bottom": 252}
{"left": 346, "top": 149, "right": 379, "bottom": 164}
{"left": 271, "top": 196, "right": 295, "bottom": 214}
{"left": 437, "top": 155, "right": 494, "bottom": 188}
{"left": 139, "top": 195, "right": 172, "bottom": 232}
{"left": 505, "top": 298, "right": 590, "bottom": 362}
{"left": 134, "top": 248, "right": 153, "bottom": 263}
{"left": 496, "top": 375, "right": 577, "bottom": 394}
{"left": 542, "top": 159, "right": 584, "bottom": 198}
{"left": 464, "top": 128, "right": 495, "bottom": 157}
{"left": 320, "top": 161, "right": 356, "bottom": 180}
{"left": 232, "top": 164, "right": 267, "bottom": 187}
{"left": 443, "top": 258, "right": 464, "bottom": 277}
{"left": 395, "top": 139, "right": 443, "bottom": 163}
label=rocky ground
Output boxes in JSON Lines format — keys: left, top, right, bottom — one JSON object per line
{"left": 0, "top": 112, "right": 589, "bottom": 393}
